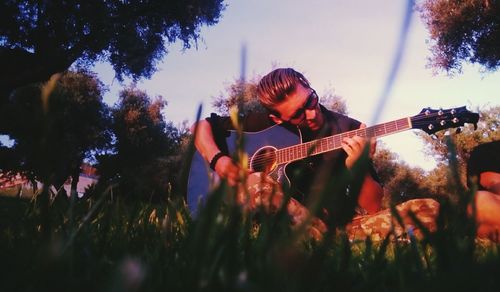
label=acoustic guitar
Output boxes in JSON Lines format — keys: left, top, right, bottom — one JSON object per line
{"left": 187, "top": 106, "right": 479, "bottom": 216}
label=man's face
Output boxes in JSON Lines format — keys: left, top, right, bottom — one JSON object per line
{"left": 270, "top": 82, "right": 324, "bottom": 131}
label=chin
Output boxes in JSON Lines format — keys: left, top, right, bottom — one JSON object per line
{"left": 306, "top": 123, "right": 320, "bottom": 131}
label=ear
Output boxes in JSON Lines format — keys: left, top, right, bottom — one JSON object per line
{"left": 269, "top": 114, "right": 283, "bottom": 124}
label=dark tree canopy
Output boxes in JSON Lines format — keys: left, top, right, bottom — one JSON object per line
{"left": 419, "top": 0, "right": 500, "bottom": 73}
{"left": 97, "top": 87, "right": 187, "bottom": 201}
{"left": 0, "top": 70, "right": 111, "bottom": 189}
{"left": 0, "top": 0, "right": 225, "bottom": 96}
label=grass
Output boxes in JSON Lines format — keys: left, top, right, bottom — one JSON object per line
{"left": 1, "top": 186, "right": 500, "bottom": 291}
{"left": 1, "top": 140, "right": 500, "bottom": 292}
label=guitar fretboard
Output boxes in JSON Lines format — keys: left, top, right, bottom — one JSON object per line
{"left": 276, "top": 117, "right": 411, "bottom": 164}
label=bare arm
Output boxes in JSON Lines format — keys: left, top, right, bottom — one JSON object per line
{"left": 191, "top": 120, "right": 222, "bottom": 164}
{"left": 342, "top": 123, "right": 383, "bottom": 214}
{"left": 480, "top": 172, "right": 500, "bottom": 195}
{"left": 357, "top": 174, "right": 383, "bottom": 214}
{"left": 191, "top": 120, "right": 241, "bottom": 186}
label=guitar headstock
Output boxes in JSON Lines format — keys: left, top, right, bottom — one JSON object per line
{"left": 411, "top": 106, "right": 479, "bottom": 135}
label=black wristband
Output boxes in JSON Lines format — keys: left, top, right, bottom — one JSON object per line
{"left": 209, "top": 152, "right": 226, "bottom": 171}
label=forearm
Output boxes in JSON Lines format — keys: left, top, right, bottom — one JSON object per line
{"left": 191, "top": 119, "right": 241, "bottom": 186}
{"left": 191, "top": 120, "right": 223, "bottom": 163}
{"left": 357, "top": 174, "right": 383, "bottom": 214}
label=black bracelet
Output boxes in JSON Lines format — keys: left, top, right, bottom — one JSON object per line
{"left": 209, "top": 152, "right": 226, "bottom": 171}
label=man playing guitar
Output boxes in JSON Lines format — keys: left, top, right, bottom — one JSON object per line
{"left": 189, "top": 67, "right": 477, "bottom": 240}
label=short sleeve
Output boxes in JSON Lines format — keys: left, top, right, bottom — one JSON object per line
{"left": 467, "top": 141, "right": 500, "bottom": 188}
{"left": 204, "top": 111, "right": 276, "bottom": 154}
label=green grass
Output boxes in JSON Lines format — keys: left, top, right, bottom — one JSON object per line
{"left": 1, "top": 141, "right": 499, "bottom": 292}
{"left": 1, "top": 178, "right": 500, "bottom": 292}
{"left": 0, "top": 185, "right": 36, "bottom": 198}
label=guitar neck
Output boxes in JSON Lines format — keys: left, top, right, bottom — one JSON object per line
{"left": 276, "top": 117, "right": 412, "bottom": 164}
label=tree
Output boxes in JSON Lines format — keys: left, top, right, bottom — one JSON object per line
{"left": 212, "top": 78, "right": 267, "bottom": 115}
{"left": 97, "top": 86, "right": 186, "bottom": 201}
{"left": 319, "top": 87, "right": 349, "bottom": 115}
{"left": 419, "top": 163, "right": 451, "bottom": 198}
{"left": 0, "top": 0, "right": 226, "bottom": 97}
{"left": 0, "top": 70, "right": 111, "bottom": 194}
{"left": 419, "top": 0, "right": 500, "bottom": 73}
{"left": 417, "top": 105, "right": 499, "bottom": 185}
{"left": 373, "top": 143, "right": 432, "bottom": 206}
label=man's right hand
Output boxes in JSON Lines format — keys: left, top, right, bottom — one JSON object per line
{"left": 214, "top": 155, "right": 241, "bottom": 186}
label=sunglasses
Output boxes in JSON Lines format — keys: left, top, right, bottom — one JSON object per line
{"left": 279, "top": 90, "right": 319, "bottom": 124}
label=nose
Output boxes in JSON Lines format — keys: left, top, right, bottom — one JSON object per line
{"left": 305, "top": 108, "right": 316, "bottom": 121}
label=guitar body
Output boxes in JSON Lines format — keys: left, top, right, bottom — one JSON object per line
{"left": 187, "top": 125, "right": 301, "bottom": 216}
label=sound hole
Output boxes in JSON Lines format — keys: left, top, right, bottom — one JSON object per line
{"left": 251, "top": 146, "right": 277, "bottom": 173}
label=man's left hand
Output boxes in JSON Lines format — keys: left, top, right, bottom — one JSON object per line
{"left": 342, "top": 123, "right": 376, "bottom": 169}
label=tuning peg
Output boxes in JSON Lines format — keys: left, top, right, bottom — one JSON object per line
{"left": 438, "top": 108, "right": 443, "bottom": 115}
{"left": 456, "top": 127, "right": 462, "bottom": 134}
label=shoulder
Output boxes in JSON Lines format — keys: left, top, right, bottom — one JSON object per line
{"left": 206, "top": 111, "right": 275, "bottom": 132}
{"left": 322, "top": 106, "right": 361, "bottom": 131}
{"left": 472, "top": 140, "right": 500, "bottom": 155}
{"left": 241, "top": 111, "right": 276, "bottom": 131}
{"left": 469, "top": 140, "right": 500, "bottom": 167}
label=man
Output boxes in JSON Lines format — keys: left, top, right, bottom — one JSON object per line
{"left": 467, "top": 140, "right": 500, "bottom": 239}
{"left": 192, "top": 68, "right": 383, "bottom": 235}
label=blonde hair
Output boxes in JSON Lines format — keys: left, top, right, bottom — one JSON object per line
{"left": 257, "top": 68, "right": 310, "bottom": 111}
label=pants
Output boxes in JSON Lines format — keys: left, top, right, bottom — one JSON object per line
{"left": 238, "top": 173, "right": 439, "bottom": 241}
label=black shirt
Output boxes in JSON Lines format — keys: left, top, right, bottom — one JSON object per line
{"left": 467, "top": 140, "right": 500, "bottom": 190}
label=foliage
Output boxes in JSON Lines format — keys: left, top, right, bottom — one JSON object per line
{"left": 420, "top": 162, "right": 452, "bottom": 197}
{"left": 0, "top": 84, "right": 497, "bottom": 289}
{"left": 319, "top": 87, "right": 349, "bottom": 115}
{"left": 373, "top": 144, "right": 433, "bottom": 206}
{"left": 0, "top": 70, "right": 111, "bottom": 191}
{"left": 0, "top": 0, "right": 226, "bottom": 96}
{"left": 97, "top": 86, "right": 188, "bottom": 201}
{"left": 2, "top": 154, "right": 500, "bottom": 292}
{"left": 212, "top": 77, "right": 267, "bottom": 115}
{"left": 418, "top": 0, "right": 500, "bottom": 73}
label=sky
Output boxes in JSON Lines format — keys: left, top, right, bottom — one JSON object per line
{"left": 94, "top": 0, "right": 499, "bottom": 171}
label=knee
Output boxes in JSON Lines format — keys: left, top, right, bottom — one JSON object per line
{"left": 470, "top": 191, "right": 500, "bottom": 224}
{"left": 480, "top": 172, "right": 500, "bottom": 195}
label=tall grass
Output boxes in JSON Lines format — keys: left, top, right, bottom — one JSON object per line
{"left": 1, "top": 136, "right": 500, "bottom": 292}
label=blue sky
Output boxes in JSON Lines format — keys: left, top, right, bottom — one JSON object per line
{"left": 83, "top": 0, "right": 500, "bottom": 170}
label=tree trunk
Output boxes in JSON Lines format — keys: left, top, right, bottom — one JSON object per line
{"left": 70, "top": 164, "right": 81, "bottom": 199}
